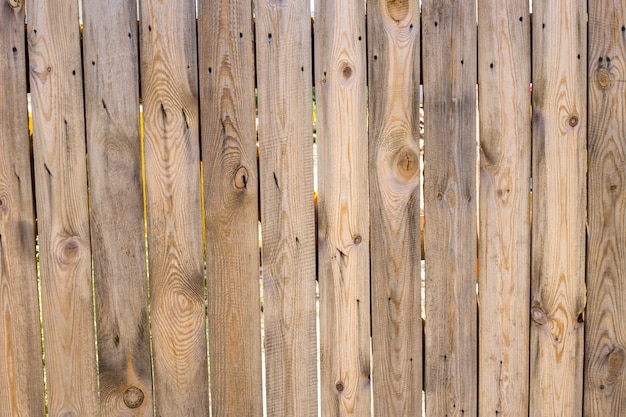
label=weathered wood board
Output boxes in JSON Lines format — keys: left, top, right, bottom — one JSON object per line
{"left": 0, "top": 2, "right": 45, "bottom": 416}
{"left": 198, "top": 0, "right": 263, "bottom": 415}
{"left": 477, "top": 0, "right": 531, "bottom": 415}
{"left": 585, "top": 0, "right": 626, "bottom": 414}
{"left": 139, "top": 0, "right": 209, "bottom": 414}
{"left": 367, "top": 0, "right": 422, "bottom": 415}
{"left": 255, "top": 0, "right": 318, "bottom": 415}
{"left": 28, "top": 0, "right": 99, "bottom": 414}
{"left": 82, "top": 0, "right": 153, "bottom": 415}
{"left": 530, "top": 1, "right": 587, "bottom": 416}
{"left": 422, "top": 0, "right": 478, "bottom": 415}
{"left": 314, "top": 0, "right": 371, "bottom": 415}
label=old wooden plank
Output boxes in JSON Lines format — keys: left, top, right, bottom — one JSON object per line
{"left": 27, "top": 0, "right": 99, "bottom": 415}
{"left": 477, "top": 1, "right": 531, "bottom": 415}
{"left": 198, "top": 0, "right": 263, "bottom": 415}
{"left": 255, "top": 0, "right": 318, "bottom": 415}
{"left": 529, "top": 1, "right": 587, "bottom": 416}
{"left": 366, "top": 1, "right": 422, "bottom": 415}
{"left": 139, "top": 0, "right": 209, "bottom": 415}
{"left": 314, "top": 0, "right": 371, "bottom": 415}
{"left": 0, "top": 3, "right": 45, "bottom": 416}
{"left": 585, "top": 1, "right": 626, "bottom": 414}
{"left": 422, "top": 0, "right": 478, "bottom": 415}
{"left": 82, "top": 0, "right": 153, "bottom": 415}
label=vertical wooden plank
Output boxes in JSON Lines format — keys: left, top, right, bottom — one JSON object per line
{"left": 139, "top": 0, "right": 209, "bottom": 415}
{"left": 0, "top": 3, "right": 45, "bottom": 416}
{"left": 585, "top": 1, "right": 626, "bottom": 414}
{"left": 314, "top": 0, "right": 370, "bottom": 415}
{"left": 27, "top": 0, "right": 99, "bottom": 415}
{"left": 82, "top": 0, "right": 153, "bottom": 415}
{"left": 529, "top": 1, "right": 587, "bottom": 416}
{"left": 366, "top": 1, "right": 422, "bottom": 415}
{"left": 198, "top": 0, "right": 263, "bottom": 415}
{"left": 255, "top": 0, "right": 318, "bottom": 416}
{"left": 422, "top": 0, "right": 477, "bottom": 415}
{"left": 477, "top": 1, "right": 531, "bottom": 415}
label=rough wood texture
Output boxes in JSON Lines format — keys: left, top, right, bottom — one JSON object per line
{"left": 366, "top": 1, "right": 422, "bottom": 415}
{"left": 314, "top": 0, "right": 371, "bottom": 415}
{"left": 27, "top": 0, "right": 99, "bottom": 415}
{"left": 198, "top": 1, "right": 263, "bottom": 415}
{"left": 422, "top": 0, "right": 477, "bottom": 415}
{"left": 255, "top": 0, "right": 318, "bottom": 416}
{"left": 82, "top": 0, "right": 153, "bottom": 415}
{"left": 0, "top": 3, "right": 45, "bottom": 416}
{"left": 530, "top": 1, "right": 587, "bottom": 416}
{"left": 139, "top": 0, "right": 209, "bottom": 415}
{"left": 585, "top": 1, "right": 626, "bottom": 414}
{"left": 477, "top": 1, "right": 531, "bottom": 415}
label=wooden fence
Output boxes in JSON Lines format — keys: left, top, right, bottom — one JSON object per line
{"left": 0, "top": 0, "right": 624, "bottom": 416}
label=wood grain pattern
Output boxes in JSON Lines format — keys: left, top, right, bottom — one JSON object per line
{"left": 27, "top": 0, "right": 99, "bottom": 415}
{"left": 477, "top": 1, "right": 531, "bottom": 415}
{"left": 366, "top": 1, "right": 422, "bottom": 415}
{"left": 82, "top": 0, "right": 153, "bottom": 415}
{"left": 139, "top": 1, "right": 209, "bottom": 415}
{"left": 198, "top": 0, "right": 263, "bottom": 415}
{"left": 314, "top": 0, "right": 371, "bottom": 415}
{"left": 255, "top": 0, "right": 318, "bottom": 416}
{"left": 585, "top": 1, "right": 626, "bottom": 414}
{"left": 529, "top": 1, "right": 587, "bottom": 416}
{"left": 0, "top": 3, "right": 45, "bottom": 416}
{"left": 422, "top": 0, "right": 477, "bottom": 415}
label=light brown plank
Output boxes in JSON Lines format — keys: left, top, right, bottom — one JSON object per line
{"left": 198, "top": 0, "right": 263, "bottom": 415}
{"left": 366, "top": 1, "right": 422, "bottom": 415}
{"left": 422, "top": 0, "right": 478, "bottom": 415}
{"left": 82, "top": 0, "right": 153, "bottom": 415}
{"left": 139, "top": 1, "right": 209, "bottom": 415}
{"left": 529, "top": 1, "right": 587, "bottom": 416}
{"left": 255, "top": 0, "right": 318, "bottom": 416}
{"left": 585, "top": 1, "right": 626, "bottom": 414}
{"left": 0, "top": 3, "right": 45, "bottom": 416}
{"left": 477, "top": 1, "right": 531, "bottom": 415}
{"left": 314, "top": 0, "right": 371, "bottom": 415}
{"left": 27, "top": 0, "right": 99, "bottom": 414}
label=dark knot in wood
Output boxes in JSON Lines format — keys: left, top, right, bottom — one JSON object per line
{"left": 123, "top": 386, "right": 145, "bottom": 408}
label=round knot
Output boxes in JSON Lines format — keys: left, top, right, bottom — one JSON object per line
{"left": 56, "top": 236, "right": 82, "bottom": 267}
{"left": 396, "top": 147, "right": 419, "bottom": 181}
{"left": 568, "top": 115, "right": 579, "bottom": 127}
{"left": 234, "top": 166, "right": 249, "bottom": 189}
{"left": 597, "top": 67, "right": 611, "bottom": 89}
{"left": 531, "top": 305, "right": 548, "bottom": 325}
{"left": 123, "top": 386, "right": 144, "bottom": 408}
{"left": 336, "top": 382, "right": 344, "bottom": 392}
